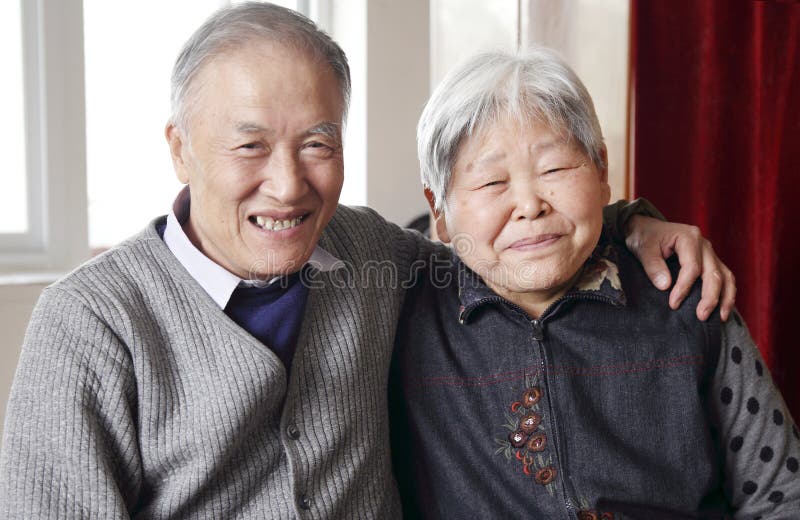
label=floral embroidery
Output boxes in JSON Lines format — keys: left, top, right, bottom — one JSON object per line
{"left": 495, "top": 374, "right": 558, "bottom": 494}
{"left": 527, "top": 433, "right": 547, "bottom": 452}
{"left": 575, "top": 496, "right": 615, "bottom": 520}
{"left": 578, "top": 510, "right": 614, "bottom": 520}
{"left": 522, "top": 386, "right": 542, "bottom": 407}
{"left": 574, "top": 244, "right": 622, "bottom": 293}
{"left": 535, "top": 466, "right": 557, "bottom": 485}
{"left": 520, "top": 412, "right": 542, "bottom": 433}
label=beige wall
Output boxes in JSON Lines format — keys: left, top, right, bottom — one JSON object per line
{"left": 522, "top": 0, "right": 631, "bottom": 201}
{"left": 0, "top": 282, "right": 46, "bottom": 441}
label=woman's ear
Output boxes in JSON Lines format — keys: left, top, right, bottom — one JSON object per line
{"left": 598, "top": 146, "right": 611, "bottom": 205}
{"left": 424, "top": 188, "right": 451, "bottom": 243}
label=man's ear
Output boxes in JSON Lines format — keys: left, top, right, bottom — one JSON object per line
{"left": 424, "top": 187, "right": 451, "bottom": 243}
{"left": 165, "top": 122, "right": 190, "bottom": 184}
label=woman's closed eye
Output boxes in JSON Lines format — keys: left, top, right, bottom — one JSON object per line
{"left": 542, "top": 162, "right": 587, "bottom": 175}
{"left": 481, "top": 179, "right": 505, "bottom": 188}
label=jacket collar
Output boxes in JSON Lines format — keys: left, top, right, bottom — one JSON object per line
{"left": 457, "top": 230, "right": 626, "bottom": 324}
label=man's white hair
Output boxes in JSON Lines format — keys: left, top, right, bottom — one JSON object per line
{"left": 418, "top": 47, "right": 605, "bottom": 212}
{"left": 170, "top": 1, "right": 350, "bottom": 134}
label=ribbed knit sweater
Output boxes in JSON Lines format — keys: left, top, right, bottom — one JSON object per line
{"left": 0, "top": 204, "right": 427, "bottom": 519}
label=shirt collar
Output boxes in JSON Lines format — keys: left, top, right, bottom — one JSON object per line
{"left": 164, "top": 186, "right": 341, "bottom": 309}
{"left": 457, "top": 230, "right": 626, "bottom": 324}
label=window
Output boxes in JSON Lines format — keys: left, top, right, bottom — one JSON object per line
{"left": 0, "top": 0, "right": 88, "bottom": 274}
{"left": 3, "top": 0, "right": 435, "bottom": 271}
{"left": 0, "top": 0, "right": 27, "bottom": 235}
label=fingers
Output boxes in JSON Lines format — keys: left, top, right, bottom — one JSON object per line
{"left": 668, "top": 229, "right": 703, "bottom": 311}
{"left": 686, "top": 238, "right": 737, "bottom": 322}
{"left": 669, "top": 256, "right": 702, "bottom": 310}
{"left": 624, "top": 216, "right": 737, "bottom": 321}
{"left": 637, "top": 245, "right": 673, "bottom": 291}
{"left": 718, "top": 268, "right": 737, "bottom": 321}
{"left": 625, "top": 219, "right": 672, "bottom": 291}
{"left": 695, "top": 266, "right": 722, "bottom": 321}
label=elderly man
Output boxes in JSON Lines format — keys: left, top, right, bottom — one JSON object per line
{"left": 0, "top": 3, "right": 734, "bottom": 518}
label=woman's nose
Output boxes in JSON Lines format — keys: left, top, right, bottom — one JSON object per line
{"left": 511, "top": 185, "right": 550, "bottom": 221}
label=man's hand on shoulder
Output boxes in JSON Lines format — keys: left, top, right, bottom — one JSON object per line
{"left": 625, "top": 215, "right": 736, "bottom": 322}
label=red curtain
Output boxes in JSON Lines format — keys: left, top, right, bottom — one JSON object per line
{"left": 632, "top": 0, "right": 800, "bottom": 416}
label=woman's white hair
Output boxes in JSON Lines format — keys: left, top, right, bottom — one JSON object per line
{"left": 170, "top": 1, "right": 350, "bottom": 134}
{"left": 418, "top": 47, "right": 605, "bottom": 212}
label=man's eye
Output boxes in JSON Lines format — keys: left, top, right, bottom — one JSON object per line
{"left": 306, "top": 141, "right": 332, "bottom": 150}
{"left": 239, "top": 142, "right": 263, "bottom": 150}
{"left": 303, "top": 141, "right": 336, "bottom": 157}
{"left": 543, "top": 167, "right": 565, "bottom": 175}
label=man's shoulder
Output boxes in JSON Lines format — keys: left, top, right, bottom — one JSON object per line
{"left": 325, "top": 204, "right": 393, "bottom": 234}
{"left": 320, "top": 205, "right": 422, "bottom": 263}
{"left": 46, "top": 218, "right": 173, "bottom": 310}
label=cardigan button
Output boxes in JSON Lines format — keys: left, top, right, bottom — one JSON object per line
{"left": 287, "top": 424, "right": 301, "bottom": 440}
{"left": 299, "top": 494, "right": 312, "bottom": 510}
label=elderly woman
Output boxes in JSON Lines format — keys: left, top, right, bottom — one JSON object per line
{"left": 390, "top": 49, "right": 799, "bottom": 519}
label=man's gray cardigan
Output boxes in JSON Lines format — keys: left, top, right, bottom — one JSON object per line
{"left": 0, "top": 205, "right": 427, "bottom": 519}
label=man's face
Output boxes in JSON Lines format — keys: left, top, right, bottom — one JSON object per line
{"left": 167, "top": 41, "right": 344, "bottom": 278}
{"left": 434, "top": 115, "right": 610, "bottom": 310}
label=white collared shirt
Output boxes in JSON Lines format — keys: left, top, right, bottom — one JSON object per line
{"left": 163, "top": 187, "right": 341, "bottom": 309}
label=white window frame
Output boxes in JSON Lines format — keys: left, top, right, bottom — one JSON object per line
{"left": 0, "top": 0, "right": 88, "bottom": 275}
{"left": 1, "top": 0, "right": 429, "bottom": 274}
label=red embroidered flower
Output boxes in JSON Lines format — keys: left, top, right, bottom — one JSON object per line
{"left": 519, "top": 412, "right": 542, "bottom": 433}
{"left": 527, "top": 433, "right": 547, "bottom": 452}
{"left": 534, "top": 465, "right": 556, "bottom": 485}
{"left": 510, "top": 401, "right": 522, "bottom": 413}
{"left": 522, "top": 453, "right": 534, "bottom": 466}
{"left": 522, "top": 386, "right": 542, "bottom": 407}
{"left": 578, "top": 511, "right": 599, "bottom": 520}
{"left": 508, "top": 430, "right": 529, "bottom": 448}
{"left": 600, "top": 513, "right": 614, "bottom": 520}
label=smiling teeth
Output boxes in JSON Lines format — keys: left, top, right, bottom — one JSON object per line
{"left": 254, "top": 215, "right": 303, "bottom": 231}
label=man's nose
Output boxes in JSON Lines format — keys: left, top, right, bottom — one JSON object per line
{"left": 510, "top": 183, "right": 549, "bottom": 221}
{"left": 260, "top": 149, "right": 308, "bottom": 203}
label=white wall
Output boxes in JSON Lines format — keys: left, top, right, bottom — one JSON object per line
{"left": 522, "top": 0, "right": 631, "bottom": 201}
{"left": 332, "top": 0, "right": 431, "bottom": 227}
{"left": 0, "top": 282, "right": 47, "bottom": 441}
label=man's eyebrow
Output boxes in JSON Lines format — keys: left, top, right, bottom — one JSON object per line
{"left": 304, "top": 122, "right": 342, "bottom": 143}
{"left": 235, "top": 122, "right": 272, "bottom": 134}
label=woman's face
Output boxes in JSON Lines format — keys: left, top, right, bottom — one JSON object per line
{"left": 435, "top": 115, "right": 611, "bottom": 314}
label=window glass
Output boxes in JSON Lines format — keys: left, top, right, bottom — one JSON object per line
{"left": 431, "top": 0, "right": 517, "bottom": 88}
{"left": 83, "top": 1, "right": 230, "bottom": 248}
{"left": 0, "top": 0, "right": 28, "bottom": 233}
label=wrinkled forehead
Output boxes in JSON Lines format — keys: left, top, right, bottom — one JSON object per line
{"left": 456, "top": 110, "right": 580, "bottom": 163}
{"left": 192, "top": 39, "right": 342, "bottom": 101}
